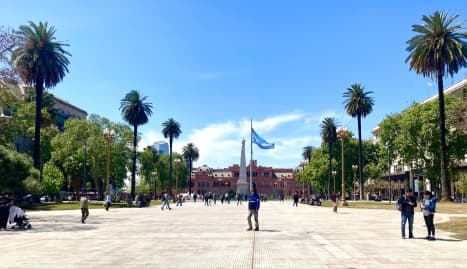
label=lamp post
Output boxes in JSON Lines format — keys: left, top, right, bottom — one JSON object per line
{"left": 332, "top": 170, "right": 337, "bottom": 193}
{"left": 174, "top": 159, "right": 181, "bottom": 194}
{"left": 151, "top": 170, "right": 158, "bottom": 198}
{"left": 299, "top": 161, "right": 306, "bottom": 197}
{"left": 352, "top": 164, "right": 358, "bottom": 200}
{"left": 103, "top": 128, "right": 116, "bottom": 195}
{"left": 337, "top": 127, "right": 349, "bottom": 206}
{"left": 386, "top": 141, "right": 392, "bottom": 203}
{"left": 82, "top": 142, "right": 87, "bottom": 194}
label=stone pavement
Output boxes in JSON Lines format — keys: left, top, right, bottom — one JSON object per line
{"left": 0, "top": 201, "right": 466, "bottom": 269}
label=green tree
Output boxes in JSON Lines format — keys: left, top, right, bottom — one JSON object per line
{"left": 162, "top": 118, "right": 182, "bottom": 194}
{"left": 182, "top": 142, "right": 199, "bottom": 195}
{"left": 0, "top": 146, "right": 39, "bottom": 194}
{"left": 139, "top": 146, "right": 159, "bottom": 195}
{"left": 406, "top": 11, "right": 467, "bottom": 200}
{"left": 42, "top": 162, "right": 64, "bottom": 197}
{"left": 320, "top": 117, "right": 338, "bottom": 197}
{"left": 11, "top": 21, "right": 70, "bottom": 169}
{"left": 343, "top": 83, "right": 374, "bottom": 200}
{"left": 120, "top": 90, "right": 153, "bottom": 200}
{"left": 302, "top": 146, "right": 313, "bottom": 164}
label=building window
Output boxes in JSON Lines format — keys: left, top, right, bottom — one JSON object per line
{"left": 264, "top": 172, "right": 270, "bottom": 177}
{"left": 234, "top": 172, "right": 239, "bottom": 177}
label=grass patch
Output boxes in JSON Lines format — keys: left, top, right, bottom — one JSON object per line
{"left": 319, "top": 200, "right": 467, "bottom": 214}
{"left": 437, "top": 217, "right": 467, "bottom": 240}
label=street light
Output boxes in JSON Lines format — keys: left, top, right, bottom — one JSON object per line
{"left": 352, "top": 164, "right": 358, "bottom": 200}
{"left": 151, "top": 170, "right": 158, "bottom": 198}
{"left": 300, "top": 161, "right": 306, "bottom": 197}
{"left": 337, "top": 127, "right": 349, "bottom": 206}
{"left": 103, "top": 128, "right": 116, "bottom": 195}
{"left": 174, "top": 159, "right": 181, "bottom": 194}
{"left": 386, "top": 141, "right": 392, "bottom": 203}
{"left": 332, "top": 170, "right": 337, "bottom": 193}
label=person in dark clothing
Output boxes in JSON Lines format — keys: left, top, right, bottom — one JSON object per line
{"left": 293, "top": 192, "right": 299, "bottom": 207}
{"left": 397, "top": 188, "right": 417, "bottom": 239}
{"left": 193, "top": 193, "right": 197, "bottom": 203}
{"left": 246, "top": 189, "right": 261, "bottom": 231}
{"left": 421, "top": 191, "right": 436, "bottom": 240}
{"left": 0, "top": 193, "right": 12, "bottom": 230}
{"left": 331, "top": 192, "right": 338, "bottom": 213}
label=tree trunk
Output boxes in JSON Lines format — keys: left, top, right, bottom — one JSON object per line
{"left": 33, "top": 80, "right": 43, "bottom": 171}
{"left": 328, "top": 142, "right": 332, "bottom": 198}
{"left": 168, "top": 136, "right": 173, "bottom": 195}
{"left": 357, "top": 114, "right": 364, "bottom": 200}
{"left": 189, "top": 158, "right": 192, "bottom": 195}
{"left": 437, "top": 75, "right": 450, "bottom": 201}
{"left": 131, "top": 124, "right": 137, "bottom": 201}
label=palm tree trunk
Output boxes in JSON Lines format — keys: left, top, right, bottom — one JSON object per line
{"left": 131, "top": 124, "right": 137, "bottom": 201}
{"left": 357, "top": 114, "right": 364, "bottom": 200}
{"left": 168, "top": 136, "right": 173, "bottom": 195}
{"left": 33, "top": 81, "right": 43, "bottom": 171}
{"left": 437, "top": 74, "right": 449, "bottom": 201}
{"left": 328, "top": 142, "right": 332, "bottom": 198}
{"left": 189, "top": 158, "right": 192, "bottom": 195}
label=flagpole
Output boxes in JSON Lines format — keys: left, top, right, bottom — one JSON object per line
{"left": 250, "top": 118, "right": 253, "bottom": 191}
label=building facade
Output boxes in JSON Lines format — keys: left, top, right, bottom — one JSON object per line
{"left": 191, "top": 160, "right": 297, "bottom": 197}
{"left": 371, "top": 78, "right": 467, "bottom": 197}
{"left": 152, "top": 141, "right": 169, "bottom": 155}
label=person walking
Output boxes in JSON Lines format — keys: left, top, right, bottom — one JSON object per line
{"left": 104, "top": 193, "right": 112, "bottom": 211}
{"left": 161, "top": 193, "right": 172, "bottom": 210}
{"left": 331, "top": 192, "right": 338, "bottom": 213}
{"left": 193, "top": 193, "right": 197, "bottom": 203}
{"left": 204, "top": 193, "right": 209, "bottom": 206}
{"left": 176, "top": 194, "right": 183, "bottom": 207}
{"left": 213, "top": 193, "right": 217, "bottom": 205}
{"left": 237, "top": 193, "right": 243, "bottom": 205}
{"left": 220, "top": 193, "right": 225, "bottom": 205}
{"left": 80, "top": 193, "right": 89, "bottom": 224}
{"left": 421, "top": 191, "right": 436, "bottom": 240}
{"left": 397, "top": 188, "right": 417, "bottom": 239}
{"left": 293, "top": 192, "right": 299, "bottom": 207}
{"left": 246, "top": 189, "right": 261, "bottom": 231}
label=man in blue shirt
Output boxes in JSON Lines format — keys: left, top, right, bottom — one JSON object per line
{"left": 247, "top": 188, "right": 261, "bottom": 231}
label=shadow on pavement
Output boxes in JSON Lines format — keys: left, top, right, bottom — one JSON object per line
{"left": 258, "top": 229, "right": 281, "bottom": 232}
{"left": 18, "top": 216, "right": 98, "bottom": 233}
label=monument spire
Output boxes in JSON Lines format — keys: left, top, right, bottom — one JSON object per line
{"left": 237, "top": 138, "right": 249, "bottom": 194}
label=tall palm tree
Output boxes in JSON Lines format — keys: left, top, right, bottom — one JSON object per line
{"left": 11, "top": 21, "right": 70, "bottom": 170}
{"left": 302, "top": 146, "right": 314, "bottom": 164}
{"left": 406, "top": 11, "right": 467, "bottom": 201}
{"left": 182, "top": 143, "right": 199, "bottom": 195}
{"left": 120, "top": 90, "right": 153, "bottom": 200}
{"left": 162, "top": 118, "right": 182, "bottom": 194}
{"left": 343, "top": 84, "right": 374, "bottom": 200}
{"left": 320, "top": 117, "right": 338, "bottom": 197}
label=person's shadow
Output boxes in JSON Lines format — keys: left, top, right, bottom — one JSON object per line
{"left": 414, "top": 237, "right": 462, "bottom": 242}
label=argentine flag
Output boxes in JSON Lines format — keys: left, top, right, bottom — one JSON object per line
{"left": 252, "top": 129, "right": 275, "bottom": 150}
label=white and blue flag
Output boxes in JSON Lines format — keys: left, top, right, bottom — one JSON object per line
{"left": 252, "top": 128, "right": 275, "bottom": 150}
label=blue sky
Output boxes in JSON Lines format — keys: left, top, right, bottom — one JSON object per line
{"left": 4, "top": 0, "right": 466, "bottom": 168}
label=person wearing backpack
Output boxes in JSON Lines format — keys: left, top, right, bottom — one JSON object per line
{"left": 421, "top": 191, "right": 436, "bottom": 240}
{"left": 397, "top": 188, "right": 417, "bottom": 239}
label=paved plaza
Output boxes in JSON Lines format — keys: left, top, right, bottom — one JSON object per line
{"left": 0, "top": 201, "right": 466, "bottom": 269}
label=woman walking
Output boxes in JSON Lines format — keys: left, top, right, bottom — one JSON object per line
{"left": 421, "top": 191, "right": 436, "bottom": 240}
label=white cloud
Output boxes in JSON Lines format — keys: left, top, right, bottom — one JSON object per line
{"left": 138, "top": 111, "right": 355, "bottom": 169}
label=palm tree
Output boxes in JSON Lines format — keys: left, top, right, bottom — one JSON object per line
{"left": 11, "top": 21, "right": 70, "bottom": 170}
{"left": 302, "top": 146, "right": 314, "bottom": 164}
{"left": 406, "top": 11, "right": 467, "bottom": 201}
{"left": 182, "top": 143, "right": 199, "bottom": 195}
{"left": 320, "top": 117, "right": 338, "bottom": 197}
{"left": 120, "top": 90, "right": 153, "bottom": 201}
{"left": 162, "top": 118, "right": 182, "bottom": 194}
{"left": 343, "top": 83, "right": 374, "bottom": 200}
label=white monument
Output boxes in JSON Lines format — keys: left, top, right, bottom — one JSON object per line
{"left": 237, "top": 139, "right": 249, "bottom": 194}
